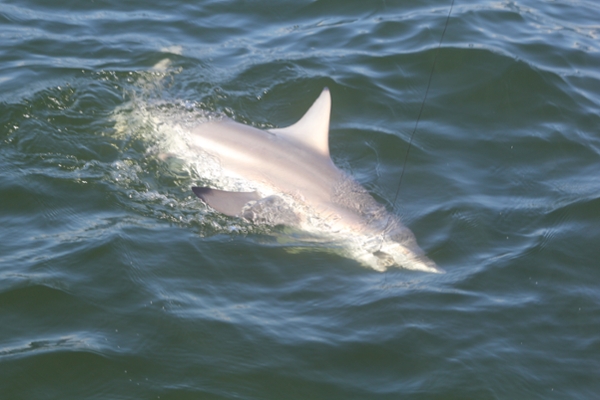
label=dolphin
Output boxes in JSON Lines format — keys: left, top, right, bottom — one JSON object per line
{"left": 190, "top": 88, "right": 441, "bottom": 273}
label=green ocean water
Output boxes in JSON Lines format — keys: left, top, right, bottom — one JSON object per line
{"left": 1, "top": 0, "right": 600, "bottom": 398}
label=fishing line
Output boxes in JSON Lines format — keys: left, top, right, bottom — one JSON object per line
{"left": 391, "top": 0, "right": 455, "bottom": 209}
{"left": 377, "top": 0, "right": 454, "bottom": 273}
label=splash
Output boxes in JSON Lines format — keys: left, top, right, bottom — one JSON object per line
{"left": 109, "top": 59, "right": 435, "bottom": 272}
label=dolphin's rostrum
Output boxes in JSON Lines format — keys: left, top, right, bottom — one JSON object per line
{"left": 191, "top": 88, "right": 441, "bottom": 273}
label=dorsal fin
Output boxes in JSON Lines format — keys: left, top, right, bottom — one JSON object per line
{"left": 269, "top": 87, "right": 331, "bottom": 158}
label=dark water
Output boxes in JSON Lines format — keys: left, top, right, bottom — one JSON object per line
{"left": 2, "top": 0, "right": 600, "bottom": 398}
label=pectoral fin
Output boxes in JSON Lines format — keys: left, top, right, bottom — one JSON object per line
{"left": 192, "top": 187, "right": 261, "bottom": 217}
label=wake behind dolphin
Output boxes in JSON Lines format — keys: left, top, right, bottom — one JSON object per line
{"left": 189, "top": 88, "right": 440, "bottom": 273}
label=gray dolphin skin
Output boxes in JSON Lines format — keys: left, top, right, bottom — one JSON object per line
{"left": 191, "top": 88, "right": 441, "bottom": 273}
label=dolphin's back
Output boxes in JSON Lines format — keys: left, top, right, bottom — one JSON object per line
{"left": 191, "top": 118, "right": 342, "bottom": 202}
{"left": 188, "top": 88, "right": 441, "bottom": 273}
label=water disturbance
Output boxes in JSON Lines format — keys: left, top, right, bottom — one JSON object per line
{"left": 1, "top": 0, "right": 600, "bottom": 398}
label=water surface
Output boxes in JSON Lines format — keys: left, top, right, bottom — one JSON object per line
{"left": 1, "top": 0, "right": 600, "bottom": 398}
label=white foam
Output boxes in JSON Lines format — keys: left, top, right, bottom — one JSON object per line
{"left": 109, "top": 66, "right": 436, "bottom": 272}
